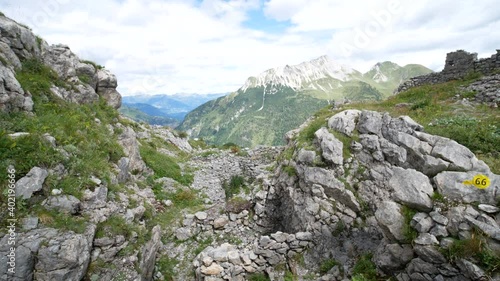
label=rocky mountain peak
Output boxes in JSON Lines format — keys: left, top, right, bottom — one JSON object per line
{"left": 240, "top": 55, "right": 356, "bottom": 92}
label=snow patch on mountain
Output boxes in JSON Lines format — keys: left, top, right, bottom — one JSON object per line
{"left": 240, "top": 56, "right": 356, "bottom": 92}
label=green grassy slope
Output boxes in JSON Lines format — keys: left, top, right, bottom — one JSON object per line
{"left": 179, "top": 86, "right": 329, "bottom": 147}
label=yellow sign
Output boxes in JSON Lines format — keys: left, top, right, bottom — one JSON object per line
{"left": 463, "top": 174, "right": 491, "bottom": 189}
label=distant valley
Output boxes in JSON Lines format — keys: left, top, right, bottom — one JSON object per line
{"left": 120, "top": 93, "right": 226, "bottom": 127}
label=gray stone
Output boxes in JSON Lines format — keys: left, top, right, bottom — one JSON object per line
{"left": 295, "top": 232, "right": 313, "bottom": 241}
{"left": 375, "top": 201, "right": 406, "bottom": 242}
{"left": 202, "top": 256, "right": 214, "bottom": 266}
{"left": 34, "top": 229, "right": 93, "bottom": 281}
{"left": 389, "top": 167, "right": 434, "bottom": 211}
{"left": 210, "top": 244, "right": 236, "bottom": 262}
{"left": 96, "top": 69, "right": 122, "bottom": 109}
{"left": 328, "top": 109, "right": 361, "bottom": 136}
{"left": 22, "top": 217, "right": 38, "bottom": 231}
{"left": 42, "top": 195, "right": 81, "bottom": 215}
{"left": 259, "top": 236, "right": 272, "bottom": 248}
{"left": 15, "top": 167, "right": 48, "bottom": 199}
{"left": 412, "top": 213, "right": 435, "bottom": 233}
{"left": 139, "top": 225, "right": 162, "bottom": 281}
{"left": 431, "top": 137, "right": 488, "bottom": 172}
{"left": 125, "top": 205, "right": 146, "bottom": 223}
{"left": 175, "top": 227, "right": 193, "bottom": 241}
{"left": 433, "top": 171, "right": 499, "bottom": 204}
{"left": 118, "top": 126, "right": 147, "bottom": 174}
{"left": 117, "top": 157, "right": 130, "bottom": 183}
{"left": 406, "top": 258, "right": 439, "bottom": 275}
{"left": 465, "top": 215, "right": 500, "bottom": 241}
{"left": 213, "top": 216, "right": 229, "bottom": 229}
{"left": 429, "top": 211, "right": 449, "bottom": 225}
{"left": 227, "top": 251, "right": 241, "bottom": 265}
{"left": 414, "top": 245, "right": 446, "bottom": 264}
{"left": 357, "top": 111, "right": 383, "bottom": 135}
{"left": 414, "top": 233, "right": 439, "bottom": 246}
{"left": 195, "top": 211, "right": 208, "bottom": 220}
{"left": 375, "top": 243, "right": 414, "bottom": 272}
{"left": 8, "top": 132, "right": 30, "bottom": 138}
{"left": 51, "top": 189, "right": 62, "bottom": 196}
{"left": 379, "top": 138, "right": 407, "bottom": 165}
{"left": 297, "top": 149, "right": 316, "bottom": 165}
{"left": 314, "top": 127, "right": 343, "bottom": 165}
{"left": 271, "top": 232, "right": 288, "bottom": 243}
{"left": 478, "top": 204, "right": 500, "bottom": 214}
{"left": 0, "top": 64, "right": 32, "bottom": 113}
{"left": 303, "top": 167, "right": 360, "bottom": 212}
{"left": 429, "top": 225, "right": 448, "bottom": 238}
{"left": 201, "top": 263, "right": 223, "bottom": 275}
{"left": 456, "top": 259, "right": 486, "bottom": 280}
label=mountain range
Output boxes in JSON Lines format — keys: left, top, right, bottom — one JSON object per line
{"left": 178, "top": 55, "right": 432, "bottom": 147}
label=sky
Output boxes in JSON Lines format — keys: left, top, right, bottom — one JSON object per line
{"left": 1, "top": 0, "right": 499, "bottom": 96}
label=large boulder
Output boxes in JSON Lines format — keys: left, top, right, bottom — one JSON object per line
{"left": 15, "top": 167, "right": 48, "bottom": 199}
{"left": 314, "top": 127, "right": 343, "bottom": 165}
{"left": 0, "top": 64, "right": 33, "bottom": 112}
{"left": 0, "top": 41, "right": 21, "bottom": 69}
{"left": 357, "top": 110, "right": 383, "bottom": 135}
{"left": 117, "top": 126, "right": 147, "bottom": 174}
{"left": 375, "top": 243, "right": 414, "bottom": 272}
{"left": 96, "top": 69, "right": 121, "bottom": 109}
{"left": 430, "top": 136, "right": 489, "bottom": 172}
{"left": 0, "top": 16, "right": 44, "bottom": 60}
{"left": 0, "top": 227, "right": 94, "bottom": 281}
{"left": 139, "top": 225, "right": 162, "bottom": 281}
{"left": 43, "top": 44, "right": 81, "bottom": 80}
{"left": 328, "top": 109, "right": 361, "bottom": 136}
{"left": 388, "top": 167, "right": 434, "bottom": 211}
{"left": 42, "top": 195, "right": 81, "bottom": 215}
{"left": 433, "top": 171, "right": 500, "bottom": 204}
{"left": 375, "top": 201, "right": 406, "bottom": 242}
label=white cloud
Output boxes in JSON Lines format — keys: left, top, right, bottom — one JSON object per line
{"left": 0, "top": 0, "right": 499, "bottom": 96}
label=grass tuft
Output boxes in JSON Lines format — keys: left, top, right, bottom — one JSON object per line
{"left": 352, "top": 253, "right": 377, "bottom": 281}
{"left": 401, "top": 206, "right": 418, "bottom": 243}
{"left": 222, "top": 175, "right": 246, "bottom": 199}
{"left": 140, "top": 142, "right": 193, "bottom": 186}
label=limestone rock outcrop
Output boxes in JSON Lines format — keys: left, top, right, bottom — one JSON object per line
{"left": 0, "top": 15, "right": 122, "bottom": 112}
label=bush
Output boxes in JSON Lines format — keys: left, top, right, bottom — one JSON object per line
{"left": 319, "top": 259, "right": 339, "bottom": 274}
{"left": 282, "top": 165, "right": 297, "bottom": 177}
{"left": 223, "top": 175, "right": 245, "bottom": 199}
{"left": 177, "top": 131, "right": 188, "bottom": 138}
{"left": 81, "top": 59, "right": 104, "bottom": 70}
{"left": 401, "top": 206, "right": 418, "bottom": 243}
{"left": 443, "top": 231, "right": 500, "bottom": 274}
{"left": 248, "top": 273, "right": 270, "bottom": 281}
{"left": 156, "top": 256, "right": 179, "bottom": 280}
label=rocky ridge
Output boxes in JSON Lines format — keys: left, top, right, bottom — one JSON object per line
{"left": 395, "top": 50, "right": 500, "bottom": 106}
{"left": 0, "top": 15, "right": 121, "bottom": 112}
